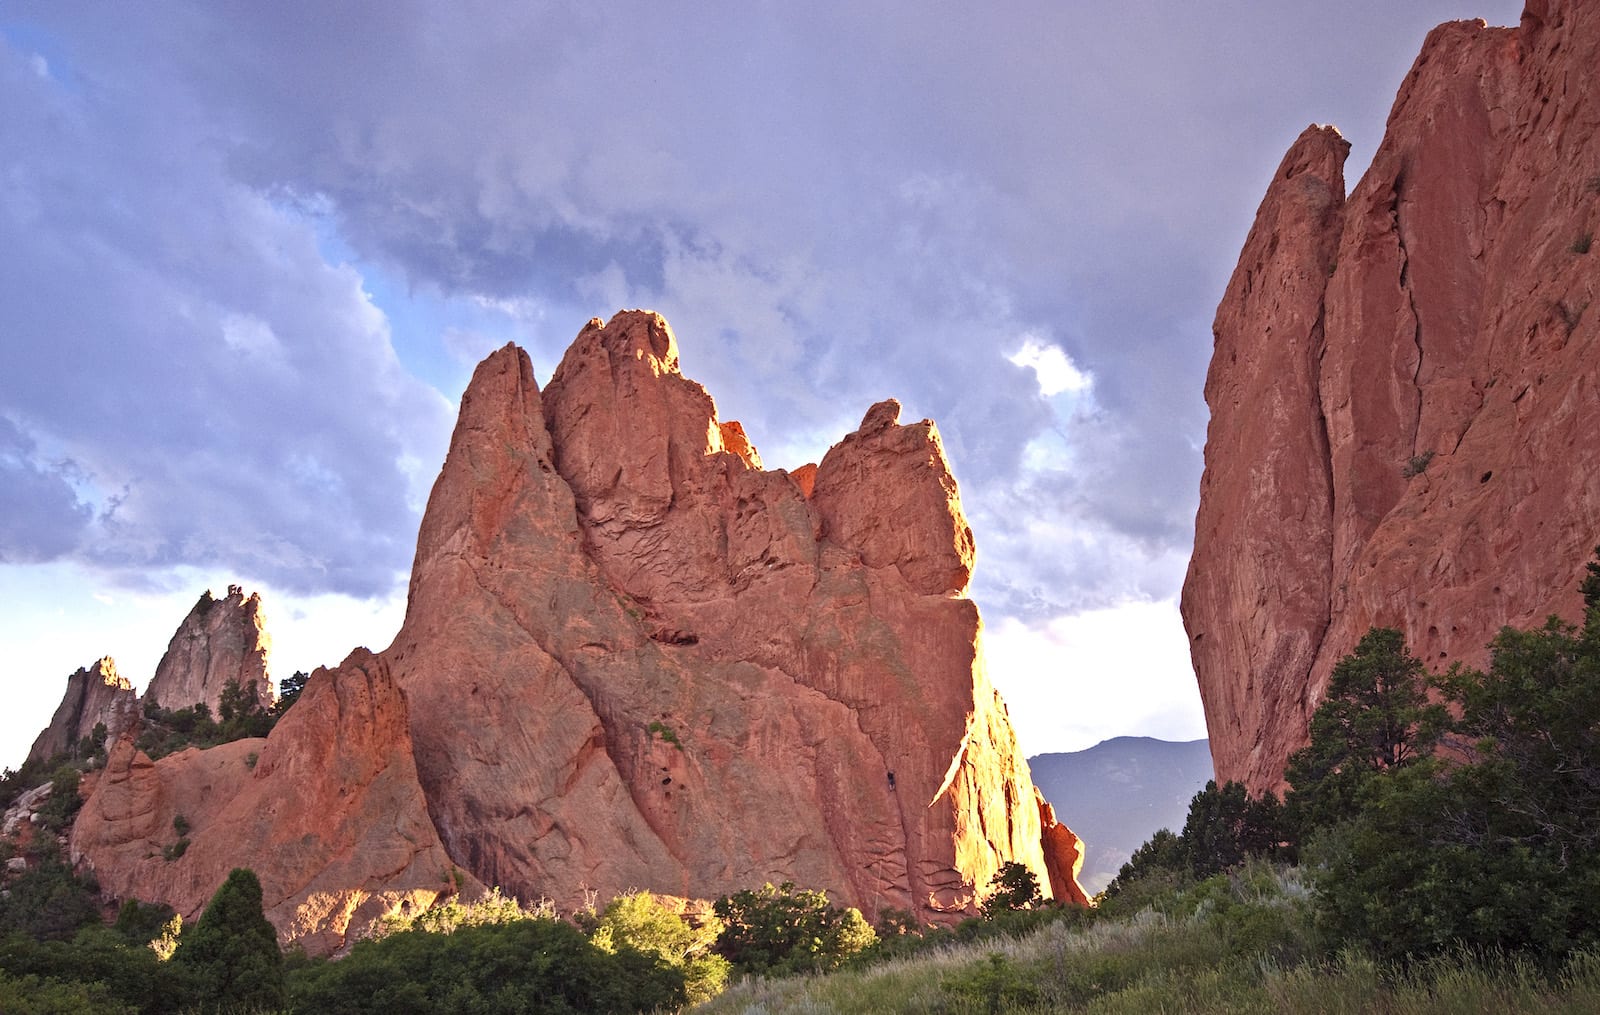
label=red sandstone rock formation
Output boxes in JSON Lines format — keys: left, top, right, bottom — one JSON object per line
{"left": 27, "top": 657, "right": 140, "bottom": 764}
{"left": 145, "top": 586, "right": 274, "bottom": 714}
{"left": 74, "top": 650, "right": 470, "bottom": 954}
{"left": 74, "top": 310, "right": 1083, "bottom": 952}
{"left": 1184, "top": 2, "right": 1600, "bottom": 793}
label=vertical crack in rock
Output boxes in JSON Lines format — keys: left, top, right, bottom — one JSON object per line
{"left": 1188, "top": 4, "right": 1599, "bottom": 793}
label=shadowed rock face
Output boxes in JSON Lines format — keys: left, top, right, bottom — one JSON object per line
{"left": 27, "top": 658, "right": 139, "bottom": 764}
{"left": 74, "top": 310, "right": 1083, "bottom": 953}
{"left": 1184, "top": 2, "right": 1600, "bottom": 793}
{"left": 145, "top": 586, "right": 274, "bottom": 714}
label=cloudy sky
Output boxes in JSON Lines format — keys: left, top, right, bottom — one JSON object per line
{"left": 0, "top": 1, "right": 1521, "bottom": 770}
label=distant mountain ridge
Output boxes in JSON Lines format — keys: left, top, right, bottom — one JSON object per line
{"left": 1030, "top": 737, "right": 1213, "bottom": 894}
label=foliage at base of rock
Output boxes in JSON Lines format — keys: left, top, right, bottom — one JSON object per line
{"left": 171, "top": 868, "right": 284, "bottom": 1012}
{"left": 0, "top": 850, "right": 102, "bottom": 942}
{"left": 287, "top": 917, "right": 687, "bottom": 1014}
{"left": 712, "top": 881, "right": 877, "bottom": 976}
{"left": 585, "top": 890, "right": 729, "bottom": 1004}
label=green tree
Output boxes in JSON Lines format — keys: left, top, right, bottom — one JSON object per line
{"left": 1181, "top": 780, "right": 1291, "bottom": 877}
{"left": 980, "top": 862, "right": 1042, "bottom": 917}
{"left": 275, "top": 670, "right": 310, "bottom": 715}
{"left": 713, "top": 882, "right": 876, "bottom": 976}
{"left": 172, "top": 868, "right": 284, "bottom": 1012}
{"left": 1580, "top": 544, "right": 1600, "bottom": 610}
{"left": 589, "top": 890, "right": 729, "bottom": 1004}
{"left": 1101, "top": 827, "right": 1187, "bottom": 900}
{"left": 1285, "top": 628, "right": 1447, "bottom": 836}
{"left": 1101, "top": 780, "right": 1290, "bottom": 903}
{"left": 1305, "top": 559, "right": 1600, "bottom": 962}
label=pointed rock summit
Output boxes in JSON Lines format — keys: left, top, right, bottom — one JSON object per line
{"left": 27, "top": 657, "right": 139, "bottom": 764}
{"left": 74, "top": 310, "right": 1084, "bottom": 952}
{"left": 1185, "top": 3, "right": 1600, "bottom": 792}
{"left": 145, "top": 585, "right": 274, "bottom": 715}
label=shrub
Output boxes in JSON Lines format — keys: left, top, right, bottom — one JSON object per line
{"left": 588, "top": 890, "right": 729, "bottom": 1004}
{"left": 713, "top": 881, "right": 877, "bottom": 976}
{"left": 289, "top": 917, "right": 686, "bottom": 1014}
{"left": 1401, "top": 450, "right": 1436, "bottom": 477}
{"left": 136, "top": 680, "right": 277, "bottom": 760}
{"left": 375, "top": 885, "right": 547, "bottom": 938}
{"left": 646, "top": 721, "right": 681, "bottom": 748}
{"left": 0, "top": 853, "right": 103, "bottom": 941}
{"left": 32, "top": 765, "right": 85, "bottom": 834}
{"left": 0, "top": 928, "right": 183, "bottom": 1014}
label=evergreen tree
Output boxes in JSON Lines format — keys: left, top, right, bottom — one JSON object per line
{"left": 1305, "top": 555, "right": 1600, "bottom": 961}
{"left": 173, "top": 868, "right": 283, "bottom": 1012}
{"left": 1180, "top": 780, "right": 1291, "bottom": 877}
{"left": 981, "top": 862, "right": 1043, "bottom": 917}
{"left": 1284, "top": 627, "right": 1447, "bottom": 836}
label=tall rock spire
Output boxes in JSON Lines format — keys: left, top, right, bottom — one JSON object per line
{"left": 1185, "top": 5, "right": 1600, "bottom": 792}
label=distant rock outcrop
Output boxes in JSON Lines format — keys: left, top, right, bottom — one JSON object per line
{"left": 1031, "top": 738, "right": 1213, "bottom": 894}
{"left": 74, "top": 310, "right": 1084, "bottom": 953}
{"left": 1184, "top": 3, "right": 1600, "bottom": 793}
{"left": 145, "top": 585, "right": 274, "bottom": 714}
{"left": 27, "top": 658, "right": 139, "bottom": 764}
{"left": 73, "top": 650, "right": 472, "bottom": 956}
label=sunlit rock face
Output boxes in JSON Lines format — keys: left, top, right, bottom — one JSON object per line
{"left": 145, "top": 586, "right": 275, "bottom": 714}
{"left": 27, "top": 657, "right": 140, "bottom": 764}
{"left": 1184, "top": 2, "right": 1600, "bottom": 794}
{"left": 73, "top": 310, "right": 1083, "bottom": 953}
{"left": 73, "top": 650, "right": 468, "bottom": 956}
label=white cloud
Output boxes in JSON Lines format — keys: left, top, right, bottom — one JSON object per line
{"left": 221, "top": 312, "right": 287, "bottom": 363}
{"left": 1008, "top": 337, "right": 1092, "bottom": 398}
{"left": 983, "top": 599, "right": 1207, "bottom": 758}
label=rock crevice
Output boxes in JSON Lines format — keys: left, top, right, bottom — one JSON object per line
{"left": 1185, "top": 5, "right": 1600, "bottom": 792}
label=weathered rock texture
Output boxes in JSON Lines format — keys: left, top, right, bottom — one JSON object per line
{"left": 145, "top": 585, "right": 274, "bottom": 714}
{"left": 74, "top": 310, "right": 1082, "bottom": 952}
{"left": 74, "top": 650, "right": 473, "bottom": 955}
{"left": 27, "top": 657, "right": 140, "bottom": 764}
{"left": 1184, "top": 2, "right": 1600, "bottom": 793}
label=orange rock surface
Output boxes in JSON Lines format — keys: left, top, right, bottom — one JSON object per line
{"left": 73, "top": 310, "right": 1083, "bottom": 952}
{"left": 28, "top": 657, "right": 140, "bottom": 764}
{"left": 73, "top": 650, "right": 473, "bottom": 954}
{"left": 1184, "top": 3, "right": 1600, "bottom": 793}
{"left": 145, "top": 586, "right": 275, "bottom": 714}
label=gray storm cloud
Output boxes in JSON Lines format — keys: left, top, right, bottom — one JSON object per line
{"left": 0, "top": 0, "right": 1522, "bottom": 615}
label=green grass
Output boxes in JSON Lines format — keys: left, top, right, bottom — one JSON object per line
{"left": 691, "top": 866, "right": 1600, "bottom": 1014}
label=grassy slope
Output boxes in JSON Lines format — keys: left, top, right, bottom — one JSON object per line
{"left": 693, "top": 865, "right": 1600, "bottom": 1014}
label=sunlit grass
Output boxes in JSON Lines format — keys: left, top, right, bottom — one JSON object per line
{"left": 693, "top": 865, "right": 1600, "bottom": 1014}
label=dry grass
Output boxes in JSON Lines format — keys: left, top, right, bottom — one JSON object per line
{"left": 692, "top": 867, "right": 1600, "bottom": 1014}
